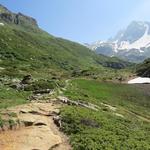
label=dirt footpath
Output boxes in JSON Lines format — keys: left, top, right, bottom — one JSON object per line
{"left": 0, "top": 103, "right": 71, "bottom": 150}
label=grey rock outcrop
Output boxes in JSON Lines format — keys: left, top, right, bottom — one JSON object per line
{"left": 0, "top": 4, "right": 38, "bottom": 28}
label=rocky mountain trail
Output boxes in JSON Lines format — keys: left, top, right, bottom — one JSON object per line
{"left": 0, "top": 102, "right": 71, "bottom": 150}
{"left": 1, "top": 77, "right": 149, "bottom": 149}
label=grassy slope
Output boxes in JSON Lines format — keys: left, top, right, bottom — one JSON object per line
{"left": 0, "top": 23, "right": 132, "bottom": 79}
{"left": 61, "top": 79, "right": 150, "bottom": 150}
{"left": 0, "top": 11, "right": 133, "bottom": 111}
{"left": 0, "top": 84, "right": 30, "bottom": 109}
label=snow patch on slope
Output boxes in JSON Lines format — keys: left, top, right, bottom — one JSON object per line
{"left": 0, "top": 23, "right": 4, "bottom": 26}
{"left": 88, "top": 41, "right": 105, "bottom": 50}
{"left": 128, "top": 77, "right": 150, "bottom": 84}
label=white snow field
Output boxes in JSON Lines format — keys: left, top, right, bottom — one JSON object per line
{"left": 128, "top": 77, "right": 150, "bottom": 84}
{"left": 0, "top": 23, "right": 4, "bottom": 26}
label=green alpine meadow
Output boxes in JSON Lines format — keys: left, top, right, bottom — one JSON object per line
{"left": 0, "top": 2, "right": 149, "bottom": 150}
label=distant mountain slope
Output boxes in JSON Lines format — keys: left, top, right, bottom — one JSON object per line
{"left": 0, "top": 4, "right": 131, "bottom": 78}
{"left": 86, "top": 21, "right": 150, "bottom": 63}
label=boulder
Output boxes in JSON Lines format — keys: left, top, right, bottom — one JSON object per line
{"left": 53, "top": 116, "right": 61, "bottom": 128}
{"left": 21, "top": 74, "right": 32, "bottom": 84}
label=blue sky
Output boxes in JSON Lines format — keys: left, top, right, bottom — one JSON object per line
{"left": 1, "top": 0, "right": 150, "bottom": 43}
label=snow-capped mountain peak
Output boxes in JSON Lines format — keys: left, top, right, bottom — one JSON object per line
{"left": 86, "top": 21, "right": 150, "bottom": 62}
{"left": 117, "top": 22, "right": 150, "bottom": 50}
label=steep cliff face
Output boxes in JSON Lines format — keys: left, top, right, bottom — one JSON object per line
{"left": 16, "top": 13, "right": 38, "bottom": 27}
{"left": 0, "top": 4, "right": 38, "bottom": 29}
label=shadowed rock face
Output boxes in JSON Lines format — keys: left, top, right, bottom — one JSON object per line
{"left": 0, "top": 4, "right": 38, "bottom": 28}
